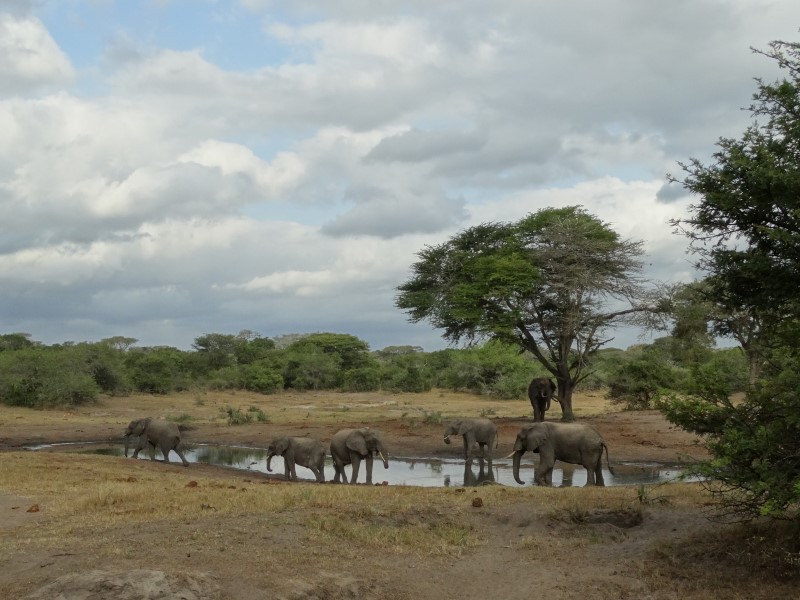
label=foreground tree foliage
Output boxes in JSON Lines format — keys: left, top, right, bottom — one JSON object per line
{"left": 396, "top": 206, "right": 664, "bottom": 420}
{"left": 666, "top": 40, "right": 800, "bottom": 520}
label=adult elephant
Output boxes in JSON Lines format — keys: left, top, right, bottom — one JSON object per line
{"left": 266, "top": 436, "right": 326, "bottom": 483}
{"left": 329, "top": 428, "right": 389, "bottom": 484}
{"left": 123, "top": 418, "right": 189, "bottom": 467}
{"left": 443, "top": 418, "right": 497, "bottom": 464}
{"left": 528, "top": 377, "right": 557, "bottom": 422}
{"left": 509, "top": 422, "right": 613, "bottom": 486}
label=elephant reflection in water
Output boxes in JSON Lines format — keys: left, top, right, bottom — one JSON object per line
{"left": 462, "top": 461, "right": 496, "bottom": 487}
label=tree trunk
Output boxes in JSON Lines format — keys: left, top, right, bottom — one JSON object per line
{"left": 557, "top": 381, "right": 575, "bottom": 421}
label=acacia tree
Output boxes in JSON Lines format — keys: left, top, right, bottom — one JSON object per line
{"left": 665, "top": 40, "right": 800, "bottom": 520}
{"left": 396, "top": 206, "right": 664, "bottom": 420}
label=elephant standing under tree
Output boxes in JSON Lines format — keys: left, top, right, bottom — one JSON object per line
{"left": 123, "top": 418, "right": 189, "bottom": 467}
{"left": 509, "top": 422, "right": 613, "bottom": 486}
{"left": 329, "top": 428, "right": 389, "bottom": 484}
{"left": 528, "top": 377, "right": 557, "bottom": 422}
{"left": 443, "top": 418, "right": 497, "bottom": 464}
{"left": 266, "top": 436, "right": 326, "bottom": 482}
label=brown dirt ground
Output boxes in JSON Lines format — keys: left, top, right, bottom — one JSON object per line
{"left": 1, "top": 390, "right": 798, "bottom": 600}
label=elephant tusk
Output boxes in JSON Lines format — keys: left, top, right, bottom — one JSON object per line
{"left": 502, "top": 450, "right": 517, "bottom": 459}
{"left": 379, "top": 451, "right": 388, "bottom": 465}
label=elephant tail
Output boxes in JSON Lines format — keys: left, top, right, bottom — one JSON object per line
{"left": 602, "top": 442, "right": 615, "bottom": 475}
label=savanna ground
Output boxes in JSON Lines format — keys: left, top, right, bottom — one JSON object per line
{"left": 1, "top": 389, "right": 799, "bottom": 599}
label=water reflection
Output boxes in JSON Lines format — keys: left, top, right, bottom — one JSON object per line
{"left": 53, "top": 442, "right": 690, "bottom": 488}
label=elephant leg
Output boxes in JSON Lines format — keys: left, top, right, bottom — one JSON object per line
{"left": 148, "top": 442, "right": 157, "bottom": 461}
{"left": 365, "top": 454, "right": 374, "bottom": 485}
{"left": 173, "top": 446, "right": 189, "bottom": 467}
{"left": 290, "top": 461, "right": 299, "bottom": 481}
{"left": 349, "top": 454, "right": 362, "bottom": 484}
{"left": 160, "top": 444, "right": 170, "bottom": 463}
{"left": 284, "top": 459, "right": 292, "bottom": 481}
{"left": 591, "top": 459, "right": 605, "bottom": 486}
{"left": 537, "top": 451, "right": 555, "bottom": 486}
{"left": 462, "top": 436, "right": 469, "bottom": 461}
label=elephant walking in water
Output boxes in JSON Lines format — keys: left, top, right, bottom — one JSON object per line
{"left": 528, "top": 377, "right": 557, "bottom": 422}
{"left": 329, "top": 428, "right": 389, "bottom": 484}
{"left": 443, "top": 418, "right": 497, "bottom": 465}
{"left": 266, "top": 436, "right": 326, "bottom": 482}
{"left": 123, "top": 418, "right": 189, "bottom": 467}
{"left": 509, "top": 422, "right": 613, "bottom": 486}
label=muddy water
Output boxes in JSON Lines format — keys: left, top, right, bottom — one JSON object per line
{"left": 32, "top": 442, "right": 689, "bottom": 487}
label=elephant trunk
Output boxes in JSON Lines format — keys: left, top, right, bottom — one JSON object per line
{"left": 266, "top": 452, "right": 275, "bottom": 472}
{"left": 512, "top": 450, "right": 525, "bottom": 485}
{"left": 443, "top": 435, "right": 451, "bottom": 445}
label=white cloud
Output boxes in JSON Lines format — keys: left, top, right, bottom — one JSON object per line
{"left": 3, "top": 1, "right": 800, "bottom": 351}
{"left": 0, "top": 14, "right": 74, "bottom": 95}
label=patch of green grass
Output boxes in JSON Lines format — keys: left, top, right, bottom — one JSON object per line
{"left": 166, "top": 412, "right": 193, "bottom": 424}
{"left": 222, "top": 406, "right": 252, "bottom": 425}
{"left": 422, "top": 410, "right": 443, "bottom": 425}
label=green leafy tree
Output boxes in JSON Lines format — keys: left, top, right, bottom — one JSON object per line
{"left": 606, "top": 343, "right": 681, "bottom": 410}
{"left": 125, "top": 347, "right": 190, "bottom": 394}
{"left": 0, "top": 333, "right": 37, "bottom": 352}
{"left": 665, "top": 39, "right": 800, "bottom": 519}
{"left": 286, "top": 333, "right": 373, "bottom": 371}
{"left": 282, "top": 346, "right": 341, "bottom": 390}
{"left": 0, "top": 347, "right": 99, "bottom": 407}
{"left": 396, "top": 206, "right": 664, "bottom": 420}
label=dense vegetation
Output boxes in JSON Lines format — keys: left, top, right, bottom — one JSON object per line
{"left": 662, "top": 40, "right": 800, "bottom": 520}
{"left": 0, "top": 329, "right": 744, "bottom": 412}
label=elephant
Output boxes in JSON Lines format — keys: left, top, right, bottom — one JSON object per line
{"left": 509, "top": 422, "right": 613, "bottom": 486}
{"left": 528, "top": 377, "right": 557, "bottom": 422}
{"left": 266, "top": 436, "right": 326, "bottom": 483}
{"left": 123, "top": 417, "right": 189, "bottom": 467}
{"left": 443, "top": 418, "right": 497, "bottom": 464}
{"left": 329, "top": 428, "right": 389, "bottom": 484}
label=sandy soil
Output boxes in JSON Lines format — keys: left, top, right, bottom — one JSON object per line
{"left": 1, "top": 391, "right": 797, "bottom": 600}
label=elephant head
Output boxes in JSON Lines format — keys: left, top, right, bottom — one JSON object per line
{"left": 442, "top": 420, "right": 469, "bottom": 444}
{"left": 347, "top": 429, "right": 389, "bottom": 469}
{"left": 123, "top": 417, "right": 151, "bottom": 457}
{"left": 266, "top": 437, "right": 290, "bottom": 472}
{"left": 511, "top": 425, "right": 548, "bottom": 485}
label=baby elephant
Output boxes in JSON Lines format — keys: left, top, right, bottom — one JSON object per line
{"left": 266, "top": 436, "right": 326, "bottom": 483}
{"left": 443, "top": 418, "right": 497, "bottom": 464}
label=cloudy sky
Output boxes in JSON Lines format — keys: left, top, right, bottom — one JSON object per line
{"left": 1, "top": 1, "right": 799, "bottom": 352}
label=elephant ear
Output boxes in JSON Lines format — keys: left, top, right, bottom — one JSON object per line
{"left": 346, "top": 431, "right": 369, "bottom": 455}
{"left": 274, "top": 438, "right": 290, "bottom": 455}
{"left": 457, "top": 421, "right": 472, "bottom": 436}
{"left": 129, "top": 417, "right": 151, "bottom": 435}
{"left": 524, "top": 425, "right": 549, "bottom": 452}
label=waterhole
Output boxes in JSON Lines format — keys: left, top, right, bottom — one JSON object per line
{"left": 30, "top": 442, "right": 689, "bottom": 487}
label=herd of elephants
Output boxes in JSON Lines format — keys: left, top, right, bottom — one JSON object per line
{"left": 122, "top": 377, "right": 615, "bottom": 487}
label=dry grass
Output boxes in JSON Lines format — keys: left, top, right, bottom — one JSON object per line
{"left": 0, "top": 388, "right": 620, "bottom": 430}
{"left": 0, "top": 449, "right": 702, "bottom": 564}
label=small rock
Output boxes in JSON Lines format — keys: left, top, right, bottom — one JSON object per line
{"left": 186, "top": 481, "right": 199, "bottom": 488}
{"left": 26, "top": 504, "right": 40, "bottom": 513}
{"left": 472, "top": 497, "right": 483, "bottom": 508}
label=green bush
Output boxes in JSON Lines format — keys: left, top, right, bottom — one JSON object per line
{"left": 0, "top": 347, "right": 99, "bottom": 408}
